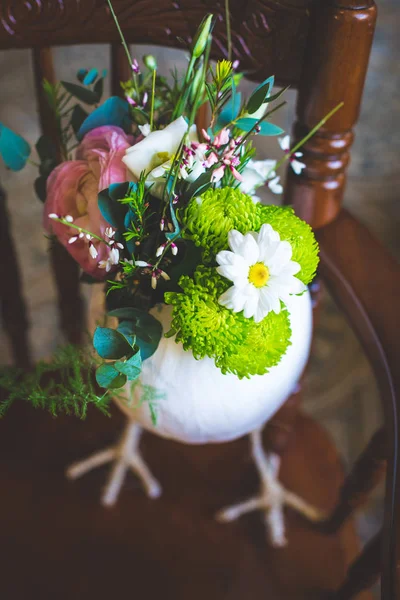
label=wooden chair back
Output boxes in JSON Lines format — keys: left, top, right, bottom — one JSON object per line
{"left": 2, "top": 2, "right": 399, "bottom": 600}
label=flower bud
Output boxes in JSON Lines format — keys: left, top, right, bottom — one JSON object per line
{"left": 191, "top": 14, "right": 213, "bottom": 58}
{"left": 143, "top": 54, "right": 157, "bottom": 71}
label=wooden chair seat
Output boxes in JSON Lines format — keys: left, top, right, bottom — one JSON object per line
{"left": 0, "top": 400, "right": 371, "bottom": 600}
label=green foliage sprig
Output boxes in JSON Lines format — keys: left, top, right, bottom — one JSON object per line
{"left": 0, "top": 345, "right": 111, "bottom": 419}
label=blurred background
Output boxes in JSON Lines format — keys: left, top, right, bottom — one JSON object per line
{"left": 0, "top": 0, "right": 398, "bottom": 578}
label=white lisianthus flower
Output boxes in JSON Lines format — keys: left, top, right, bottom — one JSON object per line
{"left": 216, "top": 224, "right": 305, "bottom": 322}
{"left": 240, "top": 159, "right": 283, "bottom": 196}
{"left": 122, "top": 117, "right": 200, "bottom": 199}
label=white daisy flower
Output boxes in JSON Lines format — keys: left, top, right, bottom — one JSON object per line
{"left": 216, "top": 224, "right": 305, "bottom": 322}
{"left": 278, "top": 135, "right": 306, "bottom": 175}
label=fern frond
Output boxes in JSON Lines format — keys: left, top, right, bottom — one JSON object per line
{"left": 0, "top": 345, "right": 112, "bottom": 419}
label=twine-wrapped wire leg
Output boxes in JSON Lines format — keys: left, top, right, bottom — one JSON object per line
{"left": 66, "top": 421, "right": 162, "bottom": 506}
{"left": 216, "top": 428, "right": 326, "bottom": 546}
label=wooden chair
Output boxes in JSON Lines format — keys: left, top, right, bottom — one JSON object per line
{"left": 0, "top": 1, "right": 399, "bottom": 598}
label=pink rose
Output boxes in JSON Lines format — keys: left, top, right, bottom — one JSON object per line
{"left": 44, "top": 126, "right": 133, "bottom": 279}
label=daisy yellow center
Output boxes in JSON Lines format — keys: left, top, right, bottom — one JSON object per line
{"left": 248, "top": 262, "right": 270, "bottom": 288}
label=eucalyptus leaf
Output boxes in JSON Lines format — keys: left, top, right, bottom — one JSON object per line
{"left": 98, "top": 188, "right": 127, "bottom": 229}
{"left": 107, "top": 308, "right": 163, "bottom": 361}
{"left": 35, "top": 135, "right": 56, "bottom": 162}
{"left": 94, "top": 77, "right": 104, "bottom": 102}
{"left": 165, "top": 198, "right": 181, "bottom": 242}
{"left": 96, "top": 363, "right": 127, "bottom": 389}
{"left": 217, "top": 90, "right": 241, "bottom": 129}
{"left": 70, "top": 105, "right": 89, "bottom": 136}
{"left": 77, "top": 96, "right": 131, "bottom": 139}
{"left": 246, "top": 75, "right": 275, "bottom": 115}
{"left": 83, "top": 68, "right": 98, "bottom": 85}
{"left": 117, "top": 321, "right": 137, "bottom": 347}
{"left": 77, "top": 68, "right": 88, "bottom": 83}
{"left": 184, "top": 171, "right": 213, "bottom": 200}
{"left": 93, "top": 327, "right": 133, "bottom": 360}
{"left": 235, "top": 118, "right": 284, "bottom": 136}
{"left": 114, "top": 351, "right": 142, "bottom": 380}
{"left": 61, "top": 81, "right": 99, "bottom": 105}
{"left": 34, "top": 175, "right": 47, "bottom": 202}
{"left": 0, "top": 122, "right": 31, "bottom": 171}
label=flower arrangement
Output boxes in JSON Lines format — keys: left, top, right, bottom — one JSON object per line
{"left": 0, "top": 4, "right": 342, "bottom": 419}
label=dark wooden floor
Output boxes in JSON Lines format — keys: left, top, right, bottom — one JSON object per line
{"left": 0, "top": 402, "right": 371, "bottom": 600}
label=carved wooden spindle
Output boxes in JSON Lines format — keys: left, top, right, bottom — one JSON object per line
{"left": 32, "top": 47, "right": 84, "bottom": 345}
{"left": 322, "top": 427, "right": 387, "bottom": 534}
{"left": 333, "top": 532, "right": 381, "bottom": 599}
{"left": 111, "top": 43, "right": 133, "bottom": 97}
{"left": 0, "top": 185, "right": 31, "bottom": 367}
{"left": 284, "top": 0, "right": 377, "bottom": 229}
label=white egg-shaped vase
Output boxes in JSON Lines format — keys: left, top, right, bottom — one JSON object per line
{"left": 115, "top": 291, "right": 313, "bottom": 445}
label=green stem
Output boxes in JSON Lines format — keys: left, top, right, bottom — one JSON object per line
{"left": 225, "top": 0, "right": 232, "bottom": 62}
{"left": 50, "top": 217, "right": 111, "bottom": 245}
{"left": 150, "top": 69, "right": 156, "bottom": 130}
{"left": 106, "top": 0, "right": 133, "bottom": 69}
{"left": 267, "top": 101, "right": 344, "bottom": 178}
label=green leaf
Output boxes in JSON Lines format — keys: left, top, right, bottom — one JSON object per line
{"left": 70, "top": 105, "right": 89, "bottom": 136}
{"left": 35, "top": 135, "right": 56, "bottom": 162}
{"left": 94, "top": 77, "right": 104, "bottom": 102}
{"left": 107, "top": 308, "right": 162, "bottom": 361}
{"left": 77, "top": 97, "right": 131, "bottom": 139}
{"left": 235, "top": 118, "right": 284, "bottom": 136}
{"left": 184, "top": 171, "right": 213, "bottom": 200}
{"left": 61, "top": 81, "right": 99, "bottom": 105}
{"left": 246, "top": 76, "right": 275, "bottom": 115}
{"left": 117, "top": 321, "right": 136, "bottom": 347}
{"left": 165, "top": 198, "right": 181, "bottom": 242}
{"left": 34, "top": 175, "right": 47, "bottom": 202}
{"left": 83, "top": 68, "right": 98, "bottom": 86}
{"left": 114, "top": 351, "right": 142, "bottom": 380}
{"left": 96, "top": 363, "right": 127, "bottom": 389}
{"left": 0, "top": 122, "right": 31, "bottom": 171}
{"left": 97, "top": 188, "right": 127, "bottom": 229}
{"left": 77, "top": 68, "right": 88, "bottom": 83}
{"left": 93, "top": 327, "right": 133, "bottom": 360}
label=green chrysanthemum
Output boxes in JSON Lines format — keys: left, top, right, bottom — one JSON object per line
{"left": 185, "top": 187, "right": 258, "bottom": 260}
{"left": 221, "top": 307, "right": 291, "bottom": 377}
{"left": 255, "top": 204, "right": 319, "bottom": 285}
{"left": 165, "top": 266, "right": 292, "bottom": 379}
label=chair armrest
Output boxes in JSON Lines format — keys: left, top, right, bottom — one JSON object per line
{"left": 315, "top": 208, "right": 400, "bottom": 599}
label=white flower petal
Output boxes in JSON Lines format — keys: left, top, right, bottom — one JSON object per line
{"left": 123, "top": 116, "right": 188, "bottom": 179}
{"left": 227, "top": 230, "right": 244, "bottom": 255}
{"left": 243, "top": 290, "right": 259, "bottom": 319}
{"left": 291, "top": 159, "right": 306, "bottom": 175}
{"left": 278, "top": 135, "right": 290, "bottom": 151}
{"left": 241, "top": 233, "right": 260, "bottom": 264}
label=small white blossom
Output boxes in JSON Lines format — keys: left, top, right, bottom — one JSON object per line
{"left": 135, "top": 260, "right": 151, "bottom": 267}
{"left": 156, "top": 245, "right": 165, "bottom": 257}
{"left": 216, "top": 225, "right": 305, "bottom": 322}
{"left": 171, "top": 243, "right": 178, "bottom": 256}
{"left": 68, "top": 236, "right": 78, "bottom": 244}
{"left": 268, "top": 176, "right": 283, "bottom": 195}
{"left": 65, "top": 215, "right": 74, "bottom": 223}
{"left": 89, "top": 243, "right": 98, "bottom": 259}
{"left": 105, "top": 227, "right": 116, "bottom": 239}
{"left": 48, "top": 213, "right": 59, "bottom": 220}
{"left": 278, "top": 135, "right": 306, "bottom": 175}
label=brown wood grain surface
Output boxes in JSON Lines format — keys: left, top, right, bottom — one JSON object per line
{"left": 0, "top": 401, "right": 371, "bottom": 600}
